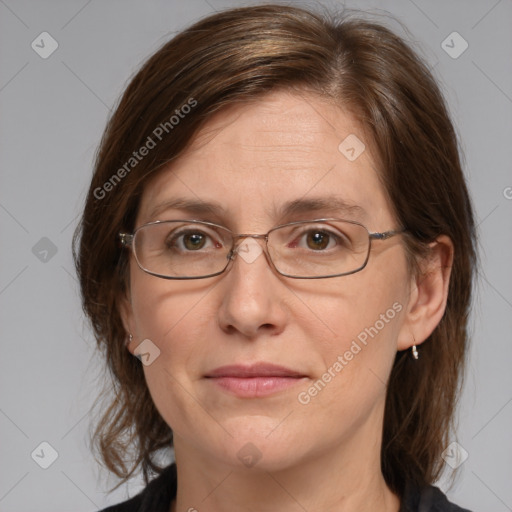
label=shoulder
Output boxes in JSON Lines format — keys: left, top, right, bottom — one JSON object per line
{"left": 401, "top": 480, "right": 474, "bottom": 512}
{"left": 97, "top": 464, "right": 177, "bottom": 512}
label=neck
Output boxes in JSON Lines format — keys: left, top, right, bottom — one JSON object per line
{"left": 170, "top": 419, "right": 400, "bottom": 512}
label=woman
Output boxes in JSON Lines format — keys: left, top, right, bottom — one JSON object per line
{"left": 74, "top": 4, "right": 476, "bottom": 511}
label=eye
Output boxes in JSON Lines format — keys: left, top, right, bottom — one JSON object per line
{"left": 305, "top": 230, "right": 331, "bottom": 250}
{"left": 289, "top": 226, "right": 351, "bottom": 251}
{"left": 165, "top": 227, "right": 223, "bottom": 252}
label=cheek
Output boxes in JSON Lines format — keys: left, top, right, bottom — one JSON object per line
{"left": 130, "top": 274, "right": 219, "bottom": 434}
{"left": 296, "top": 249, "right": 408, "bottom": 398}
{"left": 300, "top": 254, "right": 407, "bottom": 350}
{"left": 128, "top": 261, "right": 218, "bottom": 394}
{"left": 131, "top": 273, "right": 214, "bottom": 364}
{"left": 292, "top": 292, "right": 404, "bottom": 444}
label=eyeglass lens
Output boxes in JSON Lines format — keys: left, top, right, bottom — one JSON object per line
{"left": 132, "top": 220, "right": 370, "bottom": 278}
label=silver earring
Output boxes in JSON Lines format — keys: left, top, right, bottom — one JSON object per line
{"left": 125, "top": 333, "right": 133, "bottom": 346}
{"left": 412, "top": 345, "right": 419, "bottom": 360}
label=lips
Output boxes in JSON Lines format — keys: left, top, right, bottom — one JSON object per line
{"left": 205, "top": 363, "right": 306, "bottom": 378}
{"left": 204, "top": 363, "right": 308, "bottom": 398}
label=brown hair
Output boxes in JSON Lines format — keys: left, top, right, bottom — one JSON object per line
{"left": 73, "top": 3, "right": 476, "bottom": 495}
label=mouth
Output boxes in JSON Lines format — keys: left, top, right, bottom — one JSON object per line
{"left": 204, "top": 363, "right": 308, "bottom": 398}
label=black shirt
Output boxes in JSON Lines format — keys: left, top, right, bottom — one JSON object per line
{"left": 98, "top": 463, "right": 473, "bottom": 512}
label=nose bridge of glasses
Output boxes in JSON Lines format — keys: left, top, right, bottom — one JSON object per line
{"left": 228, "top": 233, "right": 270, "bottom": 264}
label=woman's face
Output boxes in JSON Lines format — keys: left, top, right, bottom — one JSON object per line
{"left": 122, "top": 90, "right": 413, "bottom": 471}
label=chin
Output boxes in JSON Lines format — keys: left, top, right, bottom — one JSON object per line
{"left": 204, "top": 416, "right": 305, "bottom": 472}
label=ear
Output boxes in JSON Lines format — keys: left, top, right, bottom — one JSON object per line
{"left": 118, "top": 292, "right": 137, "bottom": 354}
{"left": 397, "top": 235, "right": 454, "bottom": 351}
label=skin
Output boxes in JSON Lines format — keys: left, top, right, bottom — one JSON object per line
{"left": 120, "top": 89, "right": 453, "bottom": 512}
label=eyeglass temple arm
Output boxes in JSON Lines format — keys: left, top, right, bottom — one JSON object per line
{"left": 369, "top": 228, "right": 406, "bottom": 240}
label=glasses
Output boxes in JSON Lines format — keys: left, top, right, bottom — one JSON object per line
{"left": 119, "top": 218, "right": 405, "bottom": 280}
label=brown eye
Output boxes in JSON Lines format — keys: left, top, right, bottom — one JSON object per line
{"left": 165, "top": 227, "right": 222, "bottom": 252}
{"left": 182, "top": 232, "right": 206, "bottom": 250}
{"left": 306, "top": 231, "right": 330, "bottom": 250}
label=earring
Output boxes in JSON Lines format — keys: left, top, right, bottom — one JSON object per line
{"left": 125, "top": 333, "right": 133, "bottom": 346}
{"left": 411, "top": 344, "right": 419, "bottom": 360}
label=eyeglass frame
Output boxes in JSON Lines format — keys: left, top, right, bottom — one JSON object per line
{"left": 119, "top": 218, "right": 406, "bottom": 280}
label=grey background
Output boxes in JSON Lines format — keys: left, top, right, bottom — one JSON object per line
{"left": 0, "top": 0, "right": 511, "bottom": 510}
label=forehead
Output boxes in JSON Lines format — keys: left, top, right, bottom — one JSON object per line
{"left": 138, "top": 90, "right": 394, "bottom": 230}
{"left": 186, "top": 89, "right": 370, "bottom": 168}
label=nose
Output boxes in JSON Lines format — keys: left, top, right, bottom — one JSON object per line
{"left": 216, "top": 236, "right": 288, "bottom": 339}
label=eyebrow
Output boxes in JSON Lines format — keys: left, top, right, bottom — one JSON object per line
{"left": 147, "top": 196, "right": 367, "bottom": 223}
{"left": 277, "top": 197, "right": 367, "bottom": 221}
{"left": 148, "top": 198, "right": 228, "bottom": 221}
